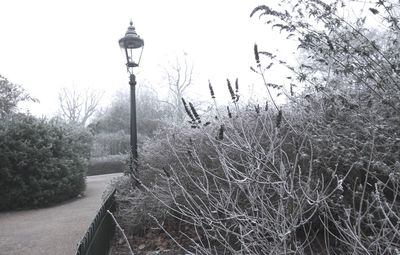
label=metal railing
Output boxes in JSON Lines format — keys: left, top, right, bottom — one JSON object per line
{"left": 76, "top": 188, "right": 117, "bottom": 255}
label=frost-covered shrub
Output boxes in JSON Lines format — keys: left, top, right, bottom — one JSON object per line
{"left": 91, "top": 131, "right": 130, "bottom": 157}
{"left": 0, "top": 114, "right": 92, "bottom": 211}
{"left": 117, "top": 93, "right": 400, "bottom": 254}
{"left": 113, "top": 0, "right": 400, "bottom": 253}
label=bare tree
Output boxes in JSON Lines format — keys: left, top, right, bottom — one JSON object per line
{"left": 164, "top": 52, "right": 193, "bottom": 122}
{"left": 58, "top": 86, "right": 103, "bottom": 126}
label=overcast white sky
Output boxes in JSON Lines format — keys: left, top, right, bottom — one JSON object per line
{"left": 0, "top": 0, "right": 297, "bottom": 116}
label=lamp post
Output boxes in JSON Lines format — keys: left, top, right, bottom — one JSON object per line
{"left": 119, "top": 21, "right": 144, "bottom": 173}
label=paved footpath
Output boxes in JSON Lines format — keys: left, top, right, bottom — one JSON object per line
{"left": 0, "top": 173, "right": 122, "bottom": 255}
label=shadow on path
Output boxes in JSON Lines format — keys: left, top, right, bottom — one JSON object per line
{"left": 0, "top": 173, "right": 122, "bottom": 255}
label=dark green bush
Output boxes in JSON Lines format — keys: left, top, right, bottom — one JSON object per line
{"left": 88, "top": 155, "right": 126, "bottom": 176}
{"left": 0, "top": 114, "right": 92, "bottom": 211}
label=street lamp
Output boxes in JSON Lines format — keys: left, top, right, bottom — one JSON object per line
{"left": 119, "top": 21, "right": 144, "bottom": 173}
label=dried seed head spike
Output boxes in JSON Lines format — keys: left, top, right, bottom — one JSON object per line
{"left": 276, "top": 109, "right": 282, "bottom": 128}
{"left": 234, "top": 78, "right": 240, "bottom": 102}
{"left": 217, "top": 124, "right": 225, "bottom": 140}
{"left": 189, "top": 102, "right": 200, "bottom": 121}
{"left": 255, "top": 104, "right": 260, "bottom": 114}
{"left": 182, "top": 98, "right": 195, "bottom": 121}
{"left": 227, "top": 79, "right": 235, "bottom": 101}
{"left": 250, "top": 66, "right": 259, "bottom": 74}
{"left": 265, "top": 101, "right": 268, "bottom": 111}
{"left": 235, "top": 78, "right": 239, "bottom": 93}
{"left": 254, "top": 44, "right": 260, "bottom": 66}
{"left": 227, "top": 106, "right": 232, "bottom": 118}
{"left": 290, "top": 83, "right": 294, "bottom": 96}
{"left": 208, "top": 80, "right": 215, "bottom": 99}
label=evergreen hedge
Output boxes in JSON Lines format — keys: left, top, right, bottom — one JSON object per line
{"left": 0, "top": 114, "right": 92, "bottom": 211}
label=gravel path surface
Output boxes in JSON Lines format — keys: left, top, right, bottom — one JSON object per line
{"left": 0, "top": 173, "right": 122, "bottom": 255}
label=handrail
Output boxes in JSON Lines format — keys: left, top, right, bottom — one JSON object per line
{"left": 75, "top": 188, "right": 117, "bottom": 255}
